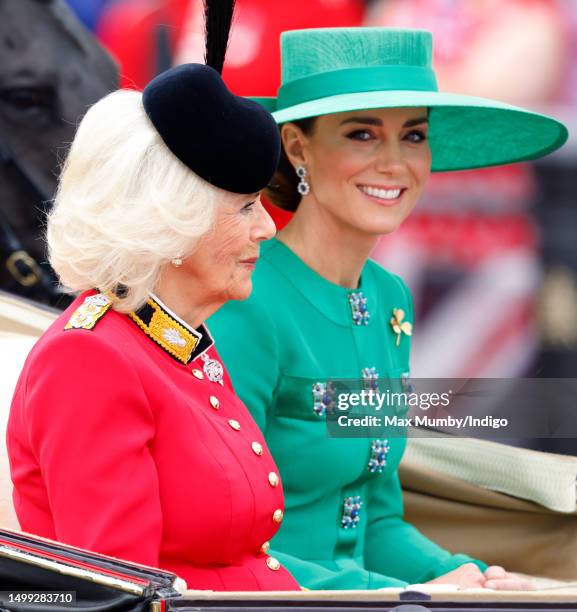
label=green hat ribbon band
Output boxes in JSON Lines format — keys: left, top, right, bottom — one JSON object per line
{"left": 277, "top": 65, "right": 438, "bottom": 110}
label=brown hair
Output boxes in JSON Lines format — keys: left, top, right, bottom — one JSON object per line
{"left": 264, "top": 118, "right": 317, "bottom": 212}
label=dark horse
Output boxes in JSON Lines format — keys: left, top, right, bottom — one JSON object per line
{"left": 0, "top": 0, "right": 118, "bottom": 306}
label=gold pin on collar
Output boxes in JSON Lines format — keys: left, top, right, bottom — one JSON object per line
{"left": 390, "top": 308, "right": 412, "bottom": 347}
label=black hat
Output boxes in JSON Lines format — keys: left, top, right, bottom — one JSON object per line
{"left": 142, "top": 63, "right": 280, "bottom": 194}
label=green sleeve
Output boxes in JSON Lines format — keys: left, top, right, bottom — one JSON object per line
{"left": 364, "top": 469, "right": 488, "bottom": 583}
{"left": 208, "top": 294, "right": 279, "bottom": 431}
{"left": 271, "top": 548, "right": 408, "bottom": 590}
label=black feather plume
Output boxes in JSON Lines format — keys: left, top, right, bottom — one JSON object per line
{"left": 203, "top": 0, "right": 236, "bottom": 75}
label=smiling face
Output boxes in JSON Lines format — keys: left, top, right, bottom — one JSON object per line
{"left": 282, "top": 107, "right": 432, "bottom": 236}
{"left": 180, "top": 193, "right": 276, "bottom": 304}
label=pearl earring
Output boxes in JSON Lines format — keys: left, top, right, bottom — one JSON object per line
{"left": 171, "top": 258, "right": 183, "bottom": 267}
{"left": 296, "top": 165, "right": 310, "bottom": 196}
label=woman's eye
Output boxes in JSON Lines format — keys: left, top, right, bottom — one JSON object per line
{"left": 346, "top": 129, "right": 373, "bottom": 141}
{"left": 405, "top": 129, "right": 427, "bottom": 143}
{"left": 241, "top": 200, "right": 256, "bottom": 214}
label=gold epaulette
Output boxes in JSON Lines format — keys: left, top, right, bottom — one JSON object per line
{"left": 64, "top": 294, "right": 112, "bottom": 331}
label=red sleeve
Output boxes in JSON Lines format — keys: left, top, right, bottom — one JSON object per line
{"left": 22, "top": 331, "right": 162, "bottom": 566}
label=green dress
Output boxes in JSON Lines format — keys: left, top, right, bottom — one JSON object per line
{"left": 208, "top": 238, "right": 486, "bottom": 589}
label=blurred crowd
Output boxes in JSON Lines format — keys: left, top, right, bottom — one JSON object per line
{"left": 5, "top": 0, "right": 577, "bottom": 386}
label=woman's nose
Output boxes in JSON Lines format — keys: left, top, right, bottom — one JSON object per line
{"left": 374, "top": 141, "right": 405, "bottom": 173}
{"left": 253, "top": 202, "right": 277, "bottom": 241}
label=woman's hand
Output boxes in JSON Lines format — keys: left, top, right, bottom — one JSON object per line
{"left": 427, "top": 563, "right": 486, "bottom": 589}
{"left": 483, "top": 565, "right": 534, "bottom": 591}
{"left": 426, "top": 563, "right": 534, "bottom": 591}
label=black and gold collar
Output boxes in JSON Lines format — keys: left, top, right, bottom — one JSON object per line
{"left": 129, "top": 293, "right": 213, "bottom": 364}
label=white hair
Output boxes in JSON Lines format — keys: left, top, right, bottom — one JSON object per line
{"left": 47, "top": 89, "right": 223, "bottom": 313}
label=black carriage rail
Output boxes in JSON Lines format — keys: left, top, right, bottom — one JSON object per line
{"left": 2, "top": 529, "right": 577, "bottom": 612}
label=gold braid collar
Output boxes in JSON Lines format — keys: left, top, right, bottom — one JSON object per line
{"left": 129, "top": 295, "right": 212, "bottom": 364}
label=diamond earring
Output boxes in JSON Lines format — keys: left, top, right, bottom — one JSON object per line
{"left": 171, "top": 257, "right": 183, "bottom": 267}
{"left": 296, "top": 165, "right": 310, "bottom": 196}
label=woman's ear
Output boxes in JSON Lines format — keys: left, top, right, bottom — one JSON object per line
{"left": 281, "top": 123, "right": 309, "bottom": 169}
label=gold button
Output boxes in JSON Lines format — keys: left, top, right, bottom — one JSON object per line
{"left": 268, "top": 472, "right": 279, "bottom": 487}
{"left": 260, "top": 541, "right": 270, "bottom": 554}
{"left": 192, "top": 369, "right": 204, "bottom": 379}
{"left": 272, "top": 509, "right": 283, "bottom": 524}
{"left": 251, "top": 441, "right": 263, "bottom": 456}
{"left": 266, "top": 556, "right": 280, "bottom": 571}
{"left": 228, "top": 419, "right": 241, "bottom": 431}
{"left": 209, "top": 395, "right": 220, "bottom": 410}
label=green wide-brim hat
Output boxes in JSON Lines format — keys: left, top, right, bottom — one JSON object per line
{"left": 256, "top": 28, "right": 568, "bottom": 172}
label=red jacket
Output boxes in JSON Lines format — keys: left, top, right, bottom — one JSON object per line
{"left": 7, "top": 291, "right": 298, "bottom": 591}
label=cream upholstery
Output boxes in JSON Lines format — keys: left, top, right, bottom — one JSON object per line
{"left": 0, "top": 290, "right": 59, "bottom": 336}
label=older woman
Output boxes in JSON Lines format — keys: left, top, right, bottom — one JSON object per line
{"left": 6, "top": 2, "right": 299, "bottom": 591}
{"left": 208, "top": 27, "right": 568, "bottom": 591}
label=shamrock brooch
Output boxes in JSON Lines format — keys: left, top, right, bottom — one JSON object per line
{"left": 390, "top": 308, "right": 413, "bottom": 347}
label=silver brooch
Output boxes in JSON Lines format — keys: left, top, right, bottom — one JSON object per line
{"left": 367, "top": 439, "right": 390, "bottom": 474}
{"left": 362, "top": 366, "right": 379, "bottom": 391}
{"left": 348, "top": 291, "right": 370, "bottom": 326}
{"left": 401, "top": 371, "right": 414, "bottom": 394}
{"left": 341, "top": 495, "right": 362, "bottom": 529}
{"left": 312, "top": 381, "right": 336, "bottom": 417}
{"left": 201, "top": 353, "right": 224, "bottom": 385}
